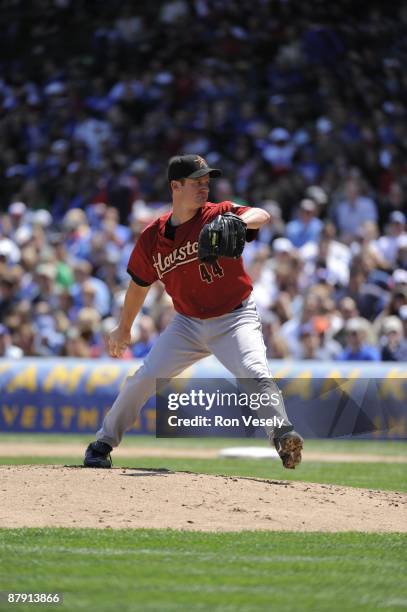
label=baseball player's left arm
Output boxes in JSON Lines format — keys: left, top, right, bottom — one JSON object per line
{"left": 234, "top": 207, "right": 270, "bottom": 229}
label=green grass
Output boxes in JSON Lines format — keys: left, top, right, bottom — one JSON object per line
{"left": 1, "top": 437, "right": 406, "bottom": 611}
{"left": 0, "top": 434, "right": 406, "bottom": 491}
{"left": 1, "top": 433, "right": 406, "bottom": 456}
{"left": 0, "top": 529, "right": 406, "bottom": 612}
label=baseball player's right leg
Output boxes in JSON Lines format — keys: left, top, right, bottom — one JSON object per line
{"left": 84, "top": 314, "right": 210, "bottom": 467}
{"left": 206, "top": 298, "right": 303, "bottom": 469}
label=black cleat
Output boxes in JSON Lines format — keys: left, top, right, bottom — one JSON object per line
{"left": 84, "top": 441, "right": 112, "bottom": 468}
{"left": 273, "top": 430, "right": 303, "bottom": 469}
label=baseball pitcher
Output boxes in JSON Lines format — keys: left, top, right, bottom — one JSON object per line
{"left": 84, "top": 155, "right": 303, "bottom": 469}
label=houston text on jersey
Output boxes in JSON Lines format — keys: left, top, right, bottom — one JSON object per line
{"left": 152, "top": 240, "right": 199, "bottom": 279}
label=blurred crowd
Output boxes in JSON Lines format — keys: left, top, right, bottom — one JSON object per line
{"left": 0, "top": 0, "right": 406, "bottom": 361}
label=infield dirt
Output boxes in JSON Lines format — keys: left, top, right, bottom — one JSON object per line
{"left": 1, "top": 465, "right": 405, "bottom": 532}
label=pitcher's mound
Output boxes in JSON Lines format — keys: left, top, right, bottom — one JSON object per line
{"left": 1, "top": 465, "right": 405, "bottom": 532}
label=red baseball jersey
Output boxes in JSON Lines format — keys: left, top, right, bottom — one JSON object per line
{"left": 127, "top": 201, "right": 254, "bottom": 318}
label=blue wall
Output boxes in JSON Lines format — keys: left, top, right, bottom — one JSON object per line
{"left": 0, "top": 357, "right": 406, "bottom": 438}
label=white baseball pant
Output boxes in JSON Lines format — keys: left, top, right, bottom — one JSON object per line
{"left": 96, "top": 296, "right": 293, "bottom": 446}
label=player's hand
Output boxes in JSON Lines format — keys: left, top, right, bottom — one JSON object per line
{"left": 108, "top": 325, "right": 131, "bottom": 358}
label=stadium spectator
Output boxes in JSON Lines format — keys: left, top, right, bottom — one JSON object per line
{"left": 265, "top": 323, "right": 292, "bottom": 360}
{"left": 294, "top": 322, "right": 340, "bottom": 360}
{"left": 285, "top": 199, "right": 323, "bottom": 248}
{"left": 379, "top": 316, "right": 407, "bottom": 362}
{"left": 336, "top": 318, "right": 380, "bottom": 361}
{"left": 131, "top": 315, "right": 158, "bottom": 358}
{"left": 70, "top": 259, "right": 111, "bottom": 318}
{"left": 0, "top": 1, "right": 405, "bottom": 361}
{"left": 0, "top": 324, "right": 23, "bottom": 358}
{"left": 333, "top": 176, "right": 378, "bottom": 243}
{"left": 375, "top": 211, "right": 407, "bottom": 267}
{"left": 333, "top": 297, "right": 360, "bottom": 347}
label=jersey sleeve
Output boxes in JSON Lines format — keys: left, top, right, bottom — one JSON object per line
{"left": 218, "top": 201, "right": 259, "bottom": 242}
{"left": 216, "top": 201, "right": 251, "bottom": 215}
{"left": 127, "top": 229, "right": 158, "bottom": 287}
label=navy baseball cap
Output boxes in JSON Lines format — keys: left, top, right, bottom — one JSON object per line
{"left": 167, "top": 155, "right": 222, "bottom": 181}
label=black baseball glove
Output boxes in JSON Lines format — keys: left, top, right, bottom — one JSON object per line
{"left": 198, "top": 212, "right": 247, "bottom": 263}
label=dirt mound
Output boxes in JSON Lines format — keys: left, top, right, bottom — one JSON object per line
{"left": 1, "top": 465, "right": 405, "bottom": 532}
